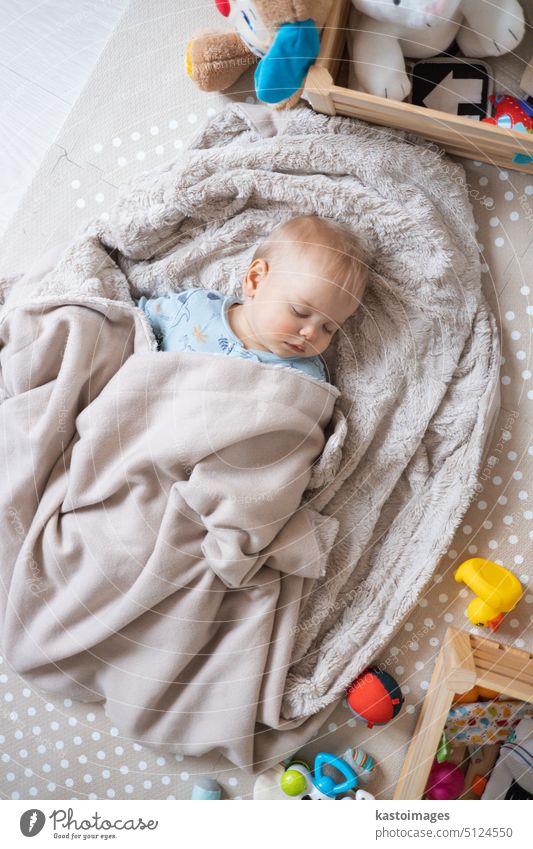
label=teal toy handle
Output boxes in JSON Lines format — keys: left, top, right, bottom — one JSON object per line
{"left": 314, "top": 752, "right": 358, "bottom": 797}
{"left": 513, "top": 153, "right": 533, "bottom": 165}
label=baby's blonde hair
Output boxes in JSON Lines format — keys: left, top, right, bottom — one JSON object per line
{"left": 253, "top": 215, "right": 371, "bottom": 307}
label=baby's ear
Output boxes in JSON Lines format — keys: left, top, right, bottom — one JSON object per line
{"left": 244, "top": 258, "right": 268, "bottom": 294}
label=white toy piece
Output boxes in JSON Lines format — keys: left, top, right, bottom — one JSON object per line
{"left": 482, "top": 719, "right": 533, "bottom": 800}
{"left": 342, "top": 746, "right": 377, "bottom": 784}
{"left": 521, "top": 56, "right": 533, "bottom": 97}
{"left": 253, "top": 763, "right": 290, "bottom": 800}
{"left": 348, "top": 0, "right": 526, "bottom": 101}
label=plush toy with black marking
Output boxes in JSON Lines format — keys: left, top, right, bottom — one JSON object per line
{"left": 348, "top": 0, "right": 526, "bottom": 101}
{"left": 186, "top": 1, "right": 333, "bottom": 108}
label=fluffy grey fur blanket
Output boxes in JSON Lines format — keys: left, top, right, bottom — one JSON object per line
{"left": 0, "top": 103, "right": 499, "bottom": 771}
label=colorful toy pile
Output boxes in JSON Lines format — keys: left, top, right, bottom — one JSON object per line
{"left": 253, "top": 750, "right": 376, "bottom": 800}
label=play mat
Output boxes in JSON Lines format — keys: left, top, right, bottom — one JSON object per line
{"left": 0, "top": 0, "right": 532, "bottom": 800}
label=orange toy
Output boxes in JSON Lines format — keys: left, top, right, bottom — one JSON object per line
{"left": 477, "top": 686, "right": 500, "bottom": 700}
{"left": 453, "top": 686, "right": 480, "bottom": 705}
{"left": 462, "top": 744, "right": 500, "bottom": 800}
{"left": 453, "top": 684, "right": 500, "bottom": 705}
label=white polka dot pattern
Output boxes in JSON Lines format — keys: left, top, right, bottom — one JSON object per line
{"left": 1, "top": 40, "right": 532, "bottom": 802}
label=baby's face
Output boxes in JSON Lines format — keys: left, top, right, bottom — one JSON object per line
{"left": 240, "top": 249, "right": 358, "bottom": 358}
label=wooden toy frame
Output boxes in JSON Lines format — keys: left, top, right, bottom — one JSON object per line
{"left": 394, "top": 627, "right": 533, "bottom": 799}
{"left": 303, "top": 0, "right": 533, "bottom": 174}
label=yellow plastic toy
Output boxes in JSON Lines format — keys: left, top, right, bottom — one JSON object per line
{"left": 454, "top": 558, "right": 523, "bottom": 632}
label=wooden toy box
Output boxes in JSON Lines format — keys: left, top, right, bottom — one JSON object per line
{"left": 394, "top": 627, "right": 533, "bottom": 799}
{"left": 303, "top": 0, "right": 533, "bottom": 174}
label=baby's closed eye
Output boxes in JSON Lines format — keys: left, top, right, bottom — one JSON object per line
{"left": 291, "top": 305, "right": 336, "bottom": 334}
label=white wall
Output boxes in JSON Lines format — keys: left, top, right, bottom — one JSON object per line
{"left": 0, "top": 0, "right": 128, "bottom": 236}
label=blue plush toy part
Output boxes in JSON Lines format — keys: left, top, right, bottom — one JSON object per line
{"left": 254, "top": 19, "right": 320, "bottom": 104}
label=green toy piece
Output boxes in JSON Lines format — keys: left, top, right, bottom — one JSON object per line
{"left": 280, "top": 768, "right": 308, "bottom": 797}
{"left": 437, "top": 731, "right": 451, "bottom": 764}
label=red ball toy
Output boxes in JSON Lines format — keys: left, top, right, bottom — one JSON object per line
{"left": 345, "top": 667, "right": 404, "bottom": 729}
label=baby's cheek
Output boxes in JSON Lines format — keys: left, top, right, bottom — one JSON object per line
{"left": 270, "top": 317, "right": 294, "bottom": 337}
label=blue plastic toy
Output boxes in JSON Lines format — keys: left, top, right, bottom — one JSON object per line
{"left": 313, "top": 753, "right": 358, "bottom": 798}
{"left": 280, "top": 751, "right": 374, "bottom": 800}
{"left": 191, "top": 775, "right": 222, "bottom": 800}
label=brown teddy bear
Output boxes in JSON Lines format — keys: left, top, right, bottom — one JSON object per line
{"left": 186, "top": 1, "right": 333, "bottom": 108}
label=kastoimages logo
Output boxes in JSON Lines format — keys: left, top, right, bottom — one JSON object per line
{"left": 20, "top": 809, "right": 46, "bottom": 837}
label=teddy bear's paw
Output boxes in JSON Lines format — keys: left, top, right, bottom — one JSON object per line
{"left": 350, "top": 65, "right": 411, "bottom": 102}
{"left": 368, "top": 74, "right": 411, "bottom": 102}
{"left": 457, "top": 21, "right": 525, "bottom": 58}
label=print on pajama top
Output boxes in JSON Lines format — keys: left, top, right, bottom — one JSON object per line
{"left": 135, "top": 288, "right": 328, "bottom": 382}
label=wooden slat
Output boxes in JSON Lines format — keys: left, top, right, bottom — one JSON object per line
{"left": 330, "top": 114, "right": 527, "bottom": 158}
{"left": 329, "top": 100, "right": 529, "bottom": 147}
{"left": 331, "top": 98, "right": 533, "bottom": 155}
{"left": 332, "top": 85, "right": 533, "bottom": 149}
{"left": 330, "top": 102, "right": 533, "bottom": 173}
{"left": 474, "top": 648, "right": 533, "bottom": 678}
{"left": 394, "top": 628, "right": 459, "bottom": 800}
{"left": 314, "top": 0, "right": 351, "bottom": 76}
{"left": 333, "top": 114, "right": 519, "bottom": 159}
{"left": 474, "top": 657, "right": 533, "bottom": 687}
{"left": 475, "top": 669, "right": 533, "bottom": 702}
{"left": 472, "top": 635, "right": 533, "bottom": 661}
{"left": 443, "top": 628, "right": 477, "bottom": 693}
{"left": 305, "top": 66, "right": 336, "bottom": 115}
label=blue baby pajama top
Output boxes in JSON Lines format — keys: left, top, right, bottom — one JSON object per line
{"left": 135, "top": 289, "right": 327, "bottom": 382}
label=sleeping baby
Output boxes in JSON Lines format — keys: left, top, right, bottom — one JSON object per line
{"left": 135, "top": 214, "right": 369, "bottom": 382}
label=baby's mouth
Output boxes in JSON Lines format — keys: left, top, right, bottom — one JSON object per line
{"left": 285, "top": 341, "right": 305, "bottom": 353}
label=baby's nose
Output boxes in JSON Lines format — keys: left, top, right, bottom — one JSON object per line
{"left": 300, "top": 325, "right": 316, "bottom": 341}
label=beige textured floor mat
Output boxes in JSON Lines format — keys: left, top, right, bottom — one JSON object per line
{"left": 1, "top": 0, "right": 532, "bottom": 800}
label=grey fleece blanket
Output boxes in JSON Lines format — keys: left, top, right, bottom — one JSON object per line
{"left": 0, "top": 103, "right": 499, "bottom": 772}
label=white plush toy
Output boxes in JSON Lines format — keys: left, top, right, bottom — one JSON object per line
{"left": 482, "top": 718, "right": 533, "bottom": 800}
{"left": 349, "top": 0, "right": 526, "bottom": 101}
